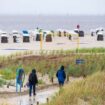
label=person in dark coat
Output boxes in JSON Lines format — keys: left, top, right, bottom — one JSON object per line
{"left": 28, "top": 69, "right": 38, "bottom": 97}
{"left": 56, "top": 65, "right": 66, "bottom": 87}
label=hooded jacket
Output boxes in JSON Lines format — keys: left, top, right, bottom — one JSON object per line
{"left": 56, "top": 68, "right": 66, "bottom": 82}
{"left": 29, "top": 69, "right": 38, "bottom": 85}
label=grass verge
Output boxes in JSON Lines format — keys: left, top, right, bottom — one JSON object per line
{"left": 44, "top": 71, "right": 105, "bottom": 105}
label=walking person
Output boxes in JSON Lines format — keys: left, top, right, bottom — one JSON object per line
{"left": 16, "top": 65, "right": 25, "bottom": 93}
{"left": 56, "top": 65, "right": 66, "bottom": 87}
{"left": 28, "top": 69, "right": 38, "bottom": 97}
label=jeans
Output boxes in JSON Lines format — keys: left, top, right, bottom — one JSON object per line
{"left": 29, "top": 83, "right": 36, "bottom": 96}
{"left": 16, "top": 80, "right": 22, "bottom": 93}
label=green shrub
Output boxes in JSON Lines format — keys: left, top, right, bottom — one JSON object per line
{"left": 0, "top": 78, "right": 6, "bottom": 87}
{"left": 0, "top": 68, "right": 15, "bottom": 80}
{"left": 38, "top": 79, "right": 45, "bottom": 84}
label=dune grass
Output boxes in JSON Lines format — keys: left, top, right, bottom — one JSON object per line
{"left": 0, "top": 48, "right": 105, "bottom": 81}
{"left": 0, "top": 51, "right": 105, "bottom": 80}
{"left": 77, "top": 47, "right": 105, "bottom": 53}
{"left": 44, "top": 71, "right": 105, "bottom": 105}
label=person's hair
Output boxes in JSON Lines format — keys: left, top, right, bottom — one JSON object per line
{"left": 61, "top": 65, "right": 64, "bottom": 70}
{"left": 32, "top": 69, "right": 36, "bottom": 73}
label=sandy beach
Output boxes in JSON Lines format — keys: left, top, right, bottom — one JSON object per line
{"left": 0, "top": 35, "right": 105, "bottom": 56}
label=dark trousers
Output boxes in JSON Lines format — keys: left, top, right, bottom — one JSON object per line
{"left": 58, "top": 81, "right": 64, "bottom": 87}
{"left": 29, "top": 84, "right": 36, "bottom": 96}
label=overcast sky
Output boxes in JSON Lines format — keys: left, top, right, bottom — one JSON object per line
{"left": 0, "top": 0, "right": 105, "bottom": 15}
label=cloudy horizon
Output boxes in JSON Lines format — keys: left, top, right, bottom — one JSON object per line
{"left": 0, "top": 0, "right": 105, "bottom": 15}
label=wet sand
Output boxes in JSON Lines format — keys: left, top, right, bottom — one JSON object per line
{"left": 0, "top": 87, "right": 59, "bottom": 105}
{"left": 0, "top": 76, "right": 83, "bottom": 105}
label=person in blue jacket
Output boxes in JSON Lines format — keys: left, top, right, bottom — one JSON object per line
{"left": 16, "top": 65, "right": 25, "bottom": 93}
{"left": 56, "top": 65, "right": 66, "bottom": 87}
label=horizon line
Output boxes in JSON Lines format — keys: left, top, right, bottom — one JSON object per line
{"left": 0, "top": 14, "right": 105, "bottom": 16}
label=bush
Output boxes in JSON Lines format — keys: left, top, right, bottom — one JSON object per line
{"left": 0, "top": 78, "right": 6, "bottom": 87}
{"left": 0, "top": 68, "right": 15, "bottom": 80}
{"left": 38, "top": 79, "right": 45, "bottom": 85}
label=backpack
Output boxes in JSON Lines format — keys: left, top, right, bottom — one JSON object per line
{"left": 29, "top": 73, "right": 38, "bottom": 84}
{"left": 29, "top": 73, "right": 33, "bottom": 82}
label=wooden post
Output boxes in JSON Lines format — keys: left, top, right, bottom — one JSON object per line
{"left": 77, "top": 34, "right": 80, "bottom": 53}
{"left": 7, "top": 83, "right": 9, "bottom": 88}
{"left": 67, "top": 75, "right": 69, "bottom": 82}
{"left": 51, "top": 77, "right": 54, "bottom": 83}
{"left": 40, "top": 32, "right": 43, "bottom": 50}
{"left": 47, "top": 98, "right": 49, "bottom": 103}
{"left": 37, "top": 101, "right": 39, "bottom": 105}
